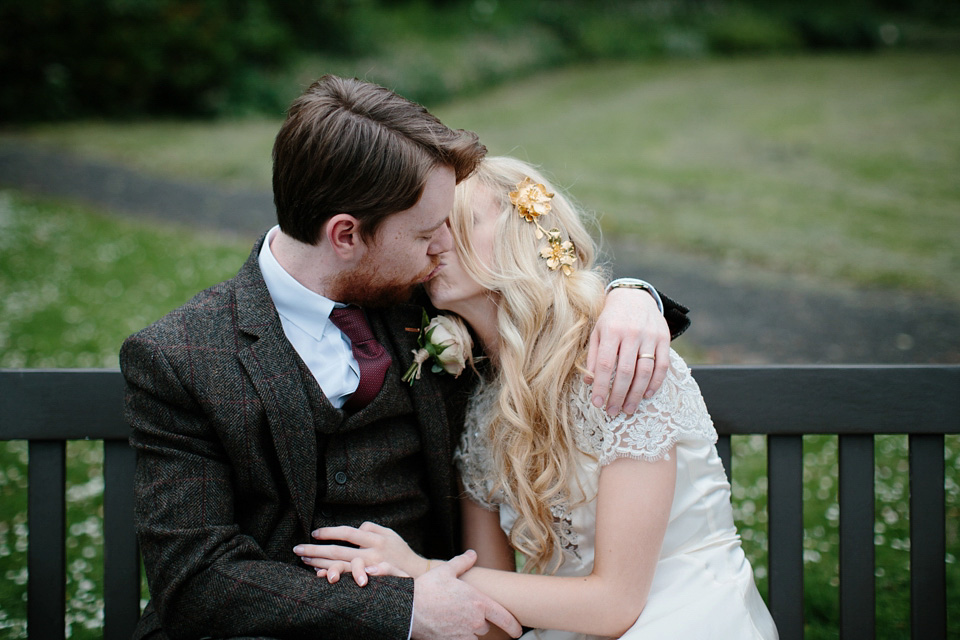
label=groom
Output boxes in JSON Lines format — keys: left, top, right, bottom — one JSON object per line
{"left": 121, "top": 75, "right": 690, "bottom": 639}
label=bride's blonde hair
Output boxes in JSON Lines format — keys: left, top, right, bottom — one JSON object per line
{"left": 450, "top": 156, "right": 607, "bottom": 573}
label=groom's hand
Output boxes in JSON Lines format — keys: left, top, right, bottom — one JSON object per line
{"left": 587, "top": 287, "right": 670, "bottom": 416}
{"left": 411, "top": 550, "right": 521, "bottom": 640}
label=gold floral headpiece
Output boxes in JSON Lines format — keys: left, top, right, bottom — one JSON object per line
{"left": 508, "top": 177, "right": 576, "bottom": 276}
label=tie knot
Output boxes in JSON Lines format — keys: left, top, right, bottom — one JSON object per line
{"left": 329, "top": 307, "right": 374, "bottom": 345}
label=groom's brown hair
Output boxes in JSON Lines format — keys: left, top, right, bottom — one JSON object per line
{"left": 272, "top": 75, "right": 486, "bottom": 245}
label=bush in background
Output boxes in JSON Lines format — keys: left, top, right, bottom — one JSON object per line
{"left": 1, "top": 0, "right": 957, "bottom": 122}
{"left": 0, "top": 0, "right": 295, "bottom": 121}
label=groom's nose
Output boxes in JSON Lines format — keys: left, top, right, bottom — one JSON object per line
{"left": 428, "top": 221, "right": 453, "bottom": 255}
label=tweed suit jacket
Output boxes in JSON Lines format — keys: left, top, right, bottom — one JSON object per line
{"left": 121, "top": 238, "right": 471, "bottom": 640}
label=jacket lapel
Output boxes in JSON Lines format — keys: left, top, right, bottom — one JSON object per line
{"left": 234, "top": 240, "right": 318, "bottom": 537}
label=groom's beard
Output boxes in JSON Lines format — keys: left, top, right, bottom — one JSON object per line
{"left": 327, "top": 258, "right": 439, "bottom": 308}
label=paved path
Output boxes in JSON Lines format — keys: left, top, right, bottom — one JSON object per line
{"left": 2, "top": 141, "right": 957, "bottom": 364}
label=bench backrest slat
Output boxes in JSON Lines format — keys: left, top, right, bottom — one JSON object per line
{"left": 767, "top": 434, "right": 805, "bottom": 640}
{"left": 103, "top": 439, "right": 140, "bottom": 640}
{"left": 910, "top": 434, "right": 947, "bottom": 638}
{"left": 838, "top": 433, "right": 876, "bottom": 638}
{"left": 27, "top": 440, "right": 67, "bottom": 640}
{"left": 693, "top": 365, "right": 960, "bottom": 435}
{"left": 0, "top": 369, "right": 127, "bottom": 440}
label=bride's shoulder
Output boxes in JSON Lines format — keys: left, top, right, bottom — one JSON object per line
{"left": 572, "top": 349, "right": 716, "bottom": 464}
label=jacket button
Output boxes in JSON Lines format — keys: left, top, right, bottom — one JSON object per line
{"left": 334, "top": 471, "right": 348, "bottom": 485}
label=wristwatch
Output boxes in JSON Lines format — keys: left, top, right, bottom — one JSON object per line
{"left": 605, "top": 278, "right": 664, "bottom": 314}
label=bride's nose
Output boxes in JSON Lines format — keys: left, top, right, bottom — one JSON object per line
{"left": 428, "top": 221, "right": 453, "bottom": 255}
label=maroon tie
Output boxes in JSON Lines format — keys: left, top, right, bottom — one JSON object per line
{"left": 329, "top": 307, "right": 392, "bottom": 411}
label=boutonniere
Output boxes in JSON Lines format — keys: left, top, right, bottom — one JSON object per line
{"left": 402, "top": 311, "right": 473, "bottom": 385}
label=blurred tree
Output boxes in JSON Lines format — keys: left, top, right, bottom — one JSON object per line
{"left": 1, "top": 0, "right": 954, "bottom": 121}
{"left": 266, "top": 0, "right": 365, "bottom": 53}
{"left": 0, "top": 0, "right": 294, "bottom": 121}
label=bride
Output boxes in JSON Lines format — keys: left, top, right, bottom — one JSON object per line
{"left": 295, "top": 156, "right": 778, "bottom": 639}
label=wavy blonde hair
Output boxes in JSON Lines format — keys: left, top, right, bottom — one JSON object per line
{"left": 450, "top": 157, "right": 608, "bottom": 573}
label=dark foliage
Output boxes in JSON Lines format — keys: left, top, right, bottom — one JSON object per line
{"left": 0, "top": 0, "right": 954, "bottom": 122}
{"left": 0, "top": 0, "right": 295, "bottom": 121}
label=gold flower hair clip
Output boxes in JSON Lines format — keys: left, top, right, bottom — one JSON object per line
{"left": 509, "top": 177, "right": 577, "bottom": 276}
{"left": 540, "top": 229, "right": 577, "bottom": 276}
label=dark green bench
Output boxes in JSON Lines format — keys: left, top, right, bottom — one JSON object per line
{"left": 1, "top": 365, "right": 957, "bottom": 639}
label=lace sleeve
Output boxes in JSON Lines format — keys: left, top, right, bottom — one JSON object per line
{"left": 453, "top": 385, "right": 499, "bottom": 509}
{"left": 573, "top": 349, "right": 717, "bottom": 466}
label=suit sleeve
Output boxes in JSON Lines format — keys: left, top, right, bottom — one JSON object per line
{"left": 660, "top": 292, "right": 691, "bottom": 340}
{"left": 122, "top": 334, "right": 414, "bottom": 640}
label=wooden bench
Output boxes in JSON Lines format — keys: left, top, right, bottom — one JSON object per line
{"left": 1, "top": 365, "right": 957, "bottom": 639}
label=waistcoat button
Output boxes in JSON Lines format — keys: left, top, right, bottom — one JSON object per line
{"left": 334, "top": 471, "right": 348, "bottom": 485}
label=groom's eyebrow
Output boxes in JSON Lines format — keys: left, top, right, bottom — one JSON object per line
{"left": 417, "top": 217, "right": 449, "bottom": 235}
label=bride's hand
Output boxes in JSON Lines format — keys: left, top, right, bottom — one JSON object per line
{"left": 311, "top": 558, "right": 410, "bottom": 586}
{"left": 293, "top": 521, "right": 430, "bottom": 579}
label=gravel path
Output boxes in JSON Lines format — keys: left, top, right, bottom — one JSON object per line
{"left": 2, "top": 140, "right": 957, "bottom": 365}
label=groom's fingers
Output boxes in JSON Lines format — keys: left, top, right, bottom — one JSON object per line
{"left": 441, "top": 549, "right": 522, "bottom": 635}
{"left": 483, "top": 596, "right": 523, "bottom": 638}
{"left": 443, "top": 549, "right": 478, "bottom": 577}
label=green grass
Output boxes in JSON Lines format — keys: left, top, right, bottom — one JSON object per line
{"left": 0, "top": 192, "right": 248, "bottom": 638}
{"left": 0, "top": 191, "right": 957, "bottom": 637}
{"left": 433, "top": 53, "right": 960, "bottom": 300}
{"left": 0, "top": 193, "right": 249, "bottom": 369}
{"left": 1, "top": 52, "right": 959, "bottom": 637}
{"left": 4, "top": 53, "right": 958, "bottom": 300}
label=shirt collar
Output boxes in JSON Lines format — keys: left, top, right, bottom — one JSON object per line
{"left": 258, "top": 226, "right": 338, "bottom": 341}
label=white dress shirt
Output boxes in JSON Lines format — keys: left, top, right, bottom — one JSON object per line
{"left": 258, "top": 226, "right": 359, "bottom": 408}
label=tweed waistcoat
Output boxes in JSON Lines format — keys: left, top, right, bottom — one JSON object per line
{"left": 297, "top": 308, "right": 430, "bottom": 554}
{"left": 303, "top": 353, "right": 429, "bottom": 554}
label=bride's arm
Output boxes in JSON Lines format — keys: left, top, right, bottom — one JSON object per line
{"left": 461, "top": 454, "right": 676, "bottom": 637}
{"left": 295, "top": 454, "right": 676, "bottom": 637}
{"left": 460, "top": 501, "right": 516, "bottom": 640}
{"left": 462, "top": 499, "right": 516, "bottom": 573}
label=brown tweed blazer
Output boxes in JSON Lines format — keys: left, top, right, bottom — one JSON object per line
{"left": 121, "top": 238, "right": 470, "bottom": 640}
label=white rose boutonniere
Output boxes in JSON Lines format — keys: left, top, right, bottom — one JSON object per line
{"left": 402, "top": 312, "right": 473, "bottom": 385}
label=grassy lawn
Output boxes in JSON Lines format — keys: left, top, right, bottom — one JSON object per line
{"left": 0, "top": 192, "right": 249, "bottom": 638}
{"left": 0, "top": 52, "right": 958, "bottom": 637}
{"left": 436, "top": 53, "right": 960, "bottom": 301}
{"left": 4, "top": 52, "right": 959, "bottom": 301}
{"left": 0, "top": 193, "right": 957, "bottom": 638}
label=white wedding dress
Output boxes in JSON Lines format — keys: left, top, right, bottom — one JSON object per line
{"left": 456, "top": 350, "right": 779, "bottom": 640}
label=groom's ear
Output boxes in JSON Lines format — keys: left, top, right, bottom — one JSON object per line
{"left": 325, "top": 214, "right": 363, "bottom": 259}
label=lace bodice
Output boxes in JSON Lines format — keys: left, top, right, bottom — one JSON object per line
{"left": 455, "top": 349, "right": 717, "bottom": 510}
{"left": 455, "top": 351, "right": 778, "bottom": 640}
